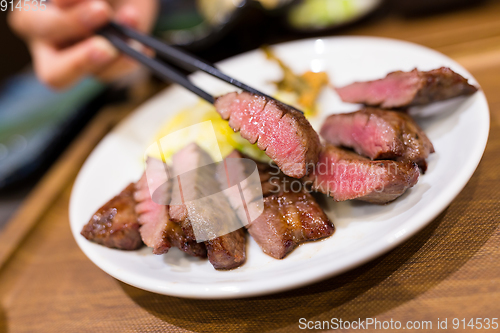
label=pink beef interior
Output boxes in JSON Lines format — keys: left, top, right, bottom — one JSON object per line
{"left": 215, "top": 92, "right": 320, "bottom": 178}
{"left": 336, "top": 70, "right": 422, "bottom": 109}
{"left": 320, "top": 111, "right": 402, "bottom": 159}
{"left": 134, "top": 158, "right": 172, "bottom": 254}
{"left": 336, "top": 67, "right": 478, "bottom": 108}
{"left": 320, "top": 108, "right": 434, "bottom": 170}
{"left": 309, "top": 145, "right": 419, "bottom": 203}
{"left": 169, "top": 143, "right": 213, "bottom": 222}
{"left": 261, "top": 109, "right": 304, "bottom": 177}
{"left": 311, "top": 149, "right": 383, "bottom": 201}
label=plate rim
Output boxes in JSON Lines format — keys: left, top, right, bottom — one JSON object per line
{"left": 69, "top": 35, "right": 490, "bottom": 299}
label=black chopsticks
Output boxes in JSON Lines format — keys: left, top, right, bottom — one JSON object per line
{"left": 98, "top": 22, "right": 288, "bottom": 109}
{"left": 98, "top": 25, "right": 214, "bottom": 103}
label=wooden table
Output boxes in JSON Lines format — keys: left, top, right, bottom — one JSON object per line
{"left": 1, "top": 2, "right": 500, "bottom": 332}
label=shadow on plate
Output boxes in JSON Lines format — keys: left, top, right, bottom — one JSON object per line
{"left": 411, "top": 95, "right": 476, "bottom": 141}
{"left": 162, "top": 248, "right": 207, "bottom": 272}
{"left": 119, "top": 160, "right": 496, "bottom": 332}
{"left": 327, "top": 181, "right": 431, "bottom": 230}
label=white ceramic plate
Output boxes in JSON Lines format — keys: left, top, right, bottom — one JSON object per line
{"left": 69, "top": 37, "right": 489, "bottom": 299}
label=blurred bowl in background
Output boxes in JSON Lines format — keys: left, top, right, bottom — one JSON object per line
{"left": 154, "top": 0, "right": 299, "bottom": 50}
{"left": 285, "top": 0, "right": 382, "bottom": 32}
{"left": 154, "top": 0, "right": 248, "bottom": 50}
{"left": 153, "top": 0, "right": 383, "bottom": 50}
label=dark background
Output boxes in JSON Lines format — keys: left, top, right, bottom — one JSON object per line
{"left": 0, "top": 11, "right": 30, "bottom": 82}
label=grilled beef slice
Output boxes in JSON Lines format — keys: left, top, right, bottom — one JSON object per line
{"left": 304, "top": 145, "right": 420, "bottom": 204}
{"left": 336, "top": 67, "right": 478, "bottom": 109}
{"left": 215, "top": 150, "right": 264, "bottom": 225}
{"left": 320, "top": 108, "right": 435, "bottom": 171}
{"left": 250, "top": 191, "right": 334, "bottom": 259}
{"left": 134, "top": 157, "right": 206, "bottom": 257}
{"left": 170, "top": 143, "right": 246, "bottom": 270}
{"left": 221, "top": 150, "right": 334, "bottom": 259}
{"left": 214, "top": 92, "right": 321, "bottom": 178}
{"left": 81, "top": 183, "right": 143, "bottom": 250}
{"left": 134, "top": 158, "right": 172, "bottom": 254}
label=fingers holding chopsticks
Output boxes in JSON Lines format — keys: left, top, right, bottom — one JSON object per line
{"left": 30, "top": 36, "right": 119, "bottom": 89}
{"left": 9, "top": 0, "right": 112, "bottom": 45}
{"left": 8, "top": 0, "right": 158, "bottom": 90}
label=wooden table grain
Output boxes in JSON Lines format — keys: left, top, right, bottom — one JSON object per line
{"left": 1, "top": 2, "right": 500, "bottom": 332}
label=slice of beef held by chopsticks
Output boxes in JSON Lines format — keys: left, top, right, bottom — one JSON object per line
{"left": 134, "top": 157, "right": 206, "bottom": 257}
{"left": 336, "top": 67, "right": 478, "bottom": 109}
{"left": 320, "top": 108, "right": 435, "bottom": 171}
{"left": 170, "top": 143, "right": 246, "bottom": 270}
{"left": 221, "top": 150, "right": 334, "bottom": 259}
{"left": 81, "top": 183, "right": 143, "bottom": 250}
{"left": 304, "top": 145, "right": 420, "bottom": 204}
{"left": 214, "top": 92, "right": 321, "bottom": 178}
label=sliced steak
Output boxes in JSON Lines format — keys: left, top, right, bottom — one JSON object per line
{"left": 81, "top": 183, "right": 143, "bottom": 250}
{"left": 221, "top": 150, "right": 334, "bottom": 259}
{"left": 204, "top": 228, "right": 247, "bottom": 270}
{"left": 336, "top": 67, "right": 478, "bottom": 109}
{"left": 215, "top": 150, "right": 264, "bottom": 225}
{"left": 135, "top": 157, "right": 206, "bottom": 257}
{"left": 320, "top": 108, "right": 435, "bottom": 170}
{"left": 413, "top": 67, "right": 478, "bottom": 105}
{"left": 168, "top": 143, "right": 213, "bottom": 224}
{"left": 248, "top": 191, "right": 334, "bottom": 259}
{"left": 166, "top": 220, "right": 207, "bottom": 258}
{"left": 304, "top": 145, "right": 420, "bottom": 204}
{"left": 214, "top": 92, "right": 321, "bottom": 178}
{"left": 170, "top": 143, "right": 247, "bottom": 270}
{"left": 134, "top": 158, "right": 172, "bottom": 254}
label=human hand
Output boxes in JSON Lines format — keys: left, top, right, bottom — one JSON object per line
{"left": 9, "top": 0, "right": 158, "bottom": 89}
